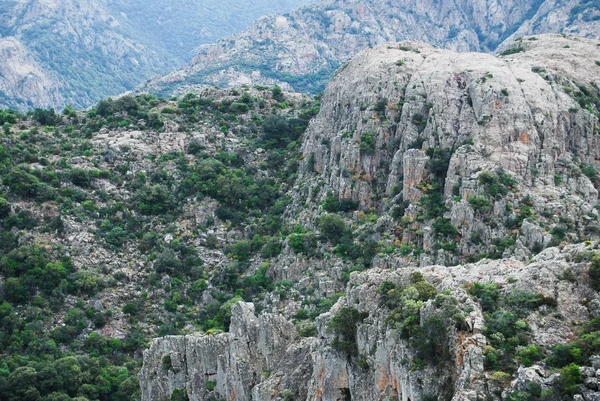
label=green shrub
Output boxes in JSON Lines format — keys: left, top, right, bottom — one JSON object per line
{"left": 500, "top": 46, "right": 524, "bottom": 56}
{"left": 33, "top": 108, "right": 59, "bottom": 125}
{"left": 478, "top": 169, "right": 516, "bottom": 197}
{"left": 272, "top": 85, "right": 285, "bottom": 102}
{"left": 359, "top": 131, "right": 376, "bottom": 153}
{"left": 261, "top": 237, "right": 282, "bottom": 258}
{"left": 506, "top": 391, "right": 530, "bottom": 401}
{"left": 0, "top": 197, "right": 10, "bottom": 218}
{"left": 558, "top": 363, "right": 582, "bottom": 395}
{"left": 134, "top": 184, "right": 177, "bottom": 215}
{"left": 171, "top": 388, "right": 189, "bottom": 401}
{"left": 122, "top": 303, "right": 139, "bottom": 316}
{"left": 3, "top": 167, "right": 56, "bottom": 201}
{"left": 471, "top": 282, "right": 500, "bottom": 312}
{"left": 162, "top": 354, "right": 172, "bottom": 370}
{"left": 411, "top": 316, "right": 449, "bottom": 365}
{"left": 154, "top": 248, "right": 182, "bottom": 273}
{"left": 70, "top": 168, "right": 92, "bottom": 187}
{"left": 517, "top": 345, "right": 543, "bottom": 366}
{"left": 229, "top": 102, "right": 250, "bottom": 114}
{"left": 468, "top": 195, "right": 493, "bottom": 213}
{"left": 590, "top": 254, "right": 600, "bottom": 290}
{"left": 581, "top": 164, "right": 598, "bottom": 181}
{"left": 318, "top": 214, "right": 347, "bottom": 244}
{"left": 322, "top": 192, "right": 359, "bottom": 213}
{"left": 328, "top": 307, "right": 369, "bottom": 356}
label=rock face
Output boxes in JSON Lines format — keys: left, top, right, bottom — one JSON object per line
{"left": 140, "top": 302, "right": 317, "bottom": 401}
{"left": 143, "top": 0, "right": 600, "bottom": 96}
{"left": 293, "top": 34, "right": 600, "bottom": 264}
{"left": 0, "top": 37, "right": 64, "bottom": 110}
{"left": 139, "top": 242, "right": 600, "bottom": 401}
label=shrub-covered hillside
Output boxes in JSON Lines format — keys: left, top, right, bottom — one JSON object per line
{"left": 0, "top": 86, "right": 328, "bottom": 401}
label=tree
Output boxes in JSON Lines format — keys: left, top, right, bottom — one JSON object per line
{"left": 32, "top": 108, "right": 58, "bottom": 125}
{"left": 590, "top": 254, "right": 600, "bottom": 291}
{"left": 70, "top": 169, "right": 91, "bottom": 188}
{"left": 134, "top": 185, "right": 176, "bottom": 215}
{"left": 328, "top": 307, "right": 369, "bottom": 356}
{"left": 0, "top": 197, "right": 10, "bottom": 218}
{"left": 7, "top": 367, "right": 40, "bottom": 401}
{"left": 272, "top": 85, "right": 285, "bottom": 102}
{"left": 411, "top": 316, "right": 449, "bottom": 364}
{"left": 318, "top": 214, "right": 347, "bottom": 245}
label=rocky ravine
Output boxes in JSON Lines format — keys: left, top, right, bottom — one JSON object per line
{"left": 139, "top": 242, "right": 600, "bottom": 401}
{"left": 143, "top": 0, "right": 600, "bottom": 96}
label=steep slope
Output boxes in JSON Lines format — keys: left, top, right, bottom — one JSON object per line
{"left": 143, "top": 0, "right": 600, "bottom": 96}
{"left": 0, "top": 0, "right": 312, "bottom": 110}
{"left": 0, "top": 37, "right": 64, "bottom": 110}
{"left": 0, "top": 0, "right": 174, "bottom": 110}
{"left": 0, "top": 86, "right": 321, "bottom": 401}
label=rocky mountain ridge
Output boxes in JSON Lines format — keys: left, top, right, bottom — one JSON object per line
{"left": 293, "top": 33, "right": 600, "bottom": 266}
{"left": 0, "top": 0, "right": 311, "bottom": 110}
{"left": 143, "top": 0, "right": 600, "bottom": 97}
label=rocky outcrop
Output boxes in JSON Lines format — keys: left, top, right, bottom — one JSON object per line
{"left": 140, "top": 242, "right": 600, "bottom": 401}
{"left": 292, "top": 34, "right": 600, "bottom": 264}
{"left": 142, "top": 0, "right": 600, "bottom": 96}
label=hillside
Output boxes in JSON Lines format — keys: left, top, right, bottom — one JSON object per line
{"left": 0, "top": 0, "right": 311, "bottom": 110}
{"left": 0, "top": 34, "right": 599, "bottom": 401}
{"left": 143, "top": 0, "right": 600, "bottom": 97}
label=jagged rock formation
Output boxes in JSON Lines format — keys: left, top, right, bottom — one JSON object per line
{"left": 143, "top": 0, "right": 600, "bottom": 96}
{"left": 138, "top": 34, "right": 600, "bottom": 400}
{"left": 293, "top": 34, "right": 600, "bottom": 265}
{"left": 139, "top": 242, "right": 600, "bottom": 401}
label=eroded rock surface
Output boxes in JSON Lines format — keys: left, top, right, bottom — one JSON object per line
{"left": 140, "top": 243, "right": 600, "bottom": 401}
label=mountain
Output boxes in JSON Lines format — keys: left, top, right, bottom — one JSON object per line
{"left": 105, "top": 0, "right": 317, "bottom": 60}
{"left": 0, "top": 0, "right": 312, "bottom": 110}
{"left": 143, "top": 0, "right": 600, "bottom": 97}
{"left": 139, "top": 34, "right": 600, "bottom": 400}
{"left": 0, "top": 33, "right": 599, "bottom": 401}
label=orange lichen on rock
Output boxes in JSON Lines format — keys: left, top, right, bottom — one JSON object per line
{"left": 519, "top": 132, "right": 528, "bottom": 144}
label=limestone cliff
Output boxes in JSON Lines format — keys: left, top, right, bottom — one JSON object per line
{"left": 139, "top": 242, "right": 600, "bottom": 401}
{"left": 294, "top": 34, "right": 600, "bottom": 265}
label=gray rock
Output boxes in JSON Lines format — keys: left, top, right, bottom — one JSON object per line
{"left": 140, "top": 244, "right": 600, "bottom": 401}
{"left": 585, "top": 377, "right": 598, "bottom": 391}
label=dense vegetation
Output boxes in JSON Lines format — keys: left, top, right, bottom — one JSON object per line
{"left": 0, "top": 87, "right": 329, "bottom": 401}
